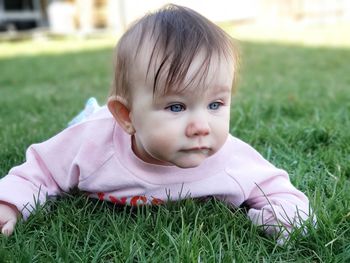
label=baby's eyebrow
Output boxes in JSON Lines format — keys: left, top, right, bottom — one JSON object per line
{"left": 160, "top": 89, "right": 189, "bottom": 96}
{"left": 154, "top": 84, "right": 231, "bottom": 99}
{"left": 210, "top": 86, "right": 231, "bottom": 94}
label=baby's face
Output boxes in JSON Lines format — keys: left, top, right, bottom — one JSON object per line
{"left": 128, "top": 49, "right": 234, "bottom": 168}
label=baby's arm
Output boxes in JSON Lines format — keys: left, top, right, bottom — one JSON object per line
{"left": 0, "top": 201, "right": 20, "bottom": 236}
{"left": 226, "top": 137, "right": 313, "bottom": 243}
{"left": 0, "top": 124, "right": 86, "bottom": 229}
{"left": 244, "top": 172, "right": 311, "bottom": 243}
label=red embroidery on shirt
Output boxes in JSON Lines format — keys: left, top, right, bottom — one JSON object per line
{"left": 95, "top": 192, "right": 163, "bottom": 206}
{"left": 109, "top": 195, "right": 127, "bottom": 205}
{"left": 130, "top": 195, "right": 147, "bottom": 206}
{"left": 97, "top": 192, "right": 105, "bottom": 200}
{"left": 151, "top": 197, "right": 164, "bottom": 205}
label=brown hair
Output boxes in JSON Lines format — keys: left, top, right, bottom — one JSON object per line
{"left": 111, "top": 4, "right": 238, "bottom": 102}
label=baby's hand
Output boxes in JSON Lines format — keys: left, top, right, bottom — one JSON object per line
{"left": 0, "top": 201, "right": 19, "bottom": 236}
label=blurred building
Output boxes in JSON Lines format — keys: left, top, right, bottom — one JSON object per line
{"left": 0, "top": 0, "right": 350, "bottom": 34}
{"left": 0, "top": 0, "right": 45, "bottom": 31}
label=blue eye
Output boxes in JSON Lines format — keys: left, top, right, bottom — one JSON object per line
{"left": 208, "top": 102, "right": 222, "bottom": 110}
{"left": 167, "top": 104, "right": 185, "bottom": 112}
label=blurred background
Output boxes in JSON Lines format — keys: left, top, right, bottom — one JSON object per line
{"left": 0, "top": 0, "right": 350, "bottom": 46}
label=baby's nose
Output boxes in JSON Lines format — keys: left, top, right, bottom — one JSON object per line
{"left": 185, "top": 119, "right": 210, "bottom": 137}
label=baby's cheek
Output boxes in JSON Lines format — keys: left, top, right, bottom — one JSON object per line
{"left": 213, "top": 123, "right": 229, "bottom": 150}
{"left": 147, "top": 130, "right": 174, "bottom": 150}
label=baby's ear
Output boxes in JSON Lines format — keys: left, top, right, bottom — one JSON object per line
{"left": 107, "top": 96, "right": 135, "bottom": 135}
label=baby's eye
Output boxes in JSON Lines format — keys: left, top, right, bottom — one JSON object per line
{"left": 208, "top": 101, "right": 222, "bottom": 110}
{"left": 166, "top": 104, "right": 185, "bottom": 112}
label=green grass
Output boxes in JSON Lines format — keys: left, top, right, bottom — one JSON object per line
{"left": 0, "top": 36, "right": 350, "bottom": 262}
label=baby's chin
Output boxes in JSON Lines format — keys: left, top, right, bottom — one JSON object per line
{"left": 151, "top": 149, "right": 217, "bottom": 168}
{"left": 175, "top": 163, "right": 202, "bottom": 169}
{"left": 170, "top": 154, "right": 210, "bottom": 169}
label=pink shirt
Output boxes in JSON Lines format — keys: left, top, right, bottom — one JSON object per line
{"left": 0, "top": 107, "right": 310, "bottom": 237}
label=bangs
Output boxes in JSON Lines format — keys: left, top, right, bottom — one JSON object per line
{"left": 113, "top": 4, "right": 238, "bottom": 100}
{"left": 136, "top": 5, "right": 236, "bottom": 95}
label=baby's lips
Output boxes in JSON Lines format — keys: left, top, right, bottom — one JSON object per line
{"left": 180, "top": 147, "right": 212, "bottom": 156}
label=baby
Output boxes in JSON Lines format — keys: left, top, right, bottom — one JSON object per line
{"left": 0, "top": 5, "right": 311, "bottom": 242}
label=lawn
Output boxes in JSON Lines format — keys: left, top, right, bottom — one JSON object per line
{"left": 0, "top": 32, "right": 349, "bottom": 262}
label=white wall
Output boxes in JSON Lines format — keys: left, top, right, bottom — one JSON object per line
{"left": 116, "top": 0, "right": 258, "bottom": 27}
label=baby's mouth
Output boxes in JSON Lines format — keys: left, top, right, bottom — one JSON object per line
{"left": 181, "top": 147, "right": 211, "bottom": 155}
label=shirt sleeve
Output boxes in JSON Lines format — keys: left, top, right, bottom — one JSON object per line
{"left": 244, "top": 170, "right": 311, "bottom": 241}
{"left": 0, "top": 125, "right": 85, "bottom": 220}
{"left": 226, "top": 137, "right": 313, "bottom": 241}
